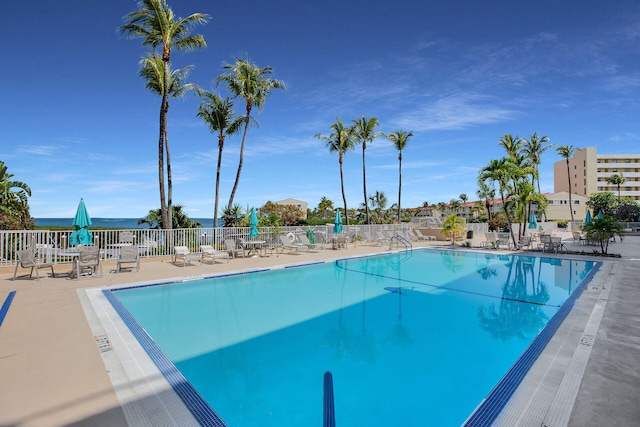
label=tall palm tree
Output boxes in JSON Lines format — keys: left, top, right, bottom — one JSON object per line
{"left": 217, "top": 58, "right": 286, "bottom": 210}
{"left": 522, "top": 132, "right": 551, "bottom": 221}
{"left": 316, "top": 119, "right": 356, "bottom": 224}
{"left": 139, "top": 53, "right": 198, "bottom": 229}
{"left": 479, "top": 158, "right": 518, "bottom": 246}
{"left": 120, "top": 0, "right": 208, "bottom": 229}
{"left": 556, "top": 145, "right": 576, "bottom": 221}
{"left": 317, "top": 196, "right": 334, "bottom": 219}
{"left": 352, "top": 116, "right": 383, "bottom": 224}
{"left": 477, "top": 181, "right": 495, "bottom": 221}
{"left": 499, "top": 134, "right": 522, "bottom": 159}
{"left": 387, "top": 130, "right": 413, "bottom": 223}
{"left": 606, "top": 173, "right": 626, "bottom": 200}
{"left": 196, "top": 91, "right": 245, "bottom": 230}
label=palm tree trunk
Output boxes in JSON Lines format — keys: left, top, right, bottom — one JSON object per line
{"left": 339, "top": 154, "right": 349, "bottom": 225}
{"left": 566, "top": 159, "right": 574, "bottom": 221}
{"left": 214, "top": 134, "right": 224, "bottom": 232}
{"left": 160, "top": 56, "right": 171, "bottom": 229}
{"left": 158, "top": 99, "right": 168, "bottom": 229}
{"left": 165, "top": 126, "right": 173, "bottom": 230}
{"left": 398, "top": 152, "right": 402, "bottom": 223}
{"left": 362, "top": 142, "right": 370, "bottom": 224}
{"left": 228, "top": 113, "right": 250, "bottom": 210}
{"left": 536, "top": 172, "right": 548, "bottom": 222}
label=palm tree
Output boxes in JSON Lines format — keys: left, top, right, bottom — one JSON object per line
{"left": 0, "top": 161, "right": 33, "bottom": 229}
{"left": 442, "top": 214, "right": 465, "bottom": 245}
{"left": 472, "top": 200, "right": 486, "bottom": 218}
{"left": 387, "top": 130, "right": 413, "bottom": 223}
{"left": 556, "top": 145, "right": 576, "bottom": 221}
{"left": 499, "top": 134, "right": 523, "bottom": 159}
{"left": 217, "top": 58, "right": 286, "bottom": 210}
{"left": 316, "top": 119, "right": 356, "bottom": 225}
{"left": 479, "top": 158, "right": 518, "bottom": 246}
{"left": 477, "top": 181, "right": 495, "bottom": 221}
{"left": 138, "top": 204, "right": 203, "bottom": 229}
{"left": 139, "top": 53, "right": 198, "bottom": 229}
{"left": 120, "top": 0, "right": 208, "bottom": 229}
{"left": 352, "top": 116, "right": 383, "bottom": 224}
{"left": 459, "top": 193, "right": 468, "bottom": 216}
{"left": 522, "top": 132, "right": 551, "bottom": 221}
{"left": 317, "top": 197, "right": 334, "bottom": 219}
{"left": 196, "top": 91, "right": 245, "bottom": 229}
{"left": 606, "top": 173, "right": 626, "bottom": 200}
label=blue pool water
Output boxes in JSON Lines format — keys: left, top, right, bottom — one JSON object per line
{"left": 111, "top": 249, "right": 598, "bottom": 426}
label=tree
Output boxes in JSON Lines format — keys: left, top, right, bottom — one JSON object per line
{"left": 479, "top": 158, "right": 518, "bottom": 246}
{"left": 352, "top": 116, "right": 383, "bottom": 224}
{"left": 442, "top": 214, "right": 465, "bottom": 245}
{"left": 221, "top": 204, "right": 244, "bottom": 227}
{"left": 138, "top": 53, "right": 198, "bottom": 229}
{"left": 137, "top": 204, "right": 203, "bottom": 229}
{"left": 0, "top": 161, "right": 34, "bottom": 229}
{"left": 586, "top": 192, "right": 617, "bottom": 218}
{"left": 120, "top": 0, "right": 208, "bottom": 229}
{"left": 260, "top": 201, "right": 304, "bottom": 226}
{"left": 217, "top": 58, "right": 286, "bottom": 210}
{"left": 499, "top": 134, "right": 522, "bottom": 159}
{"left": 196, "top": 91, "right": 245, "bottom": 229}
{"left": 368, "top": 191, "right": 388, "bottom": 224}
{"left": 459, "top": 193, "right": 468, "bottom": 215}
{"left": 317, "top": 197, "right": 334, "bottom": 220}
{"left": 606, "top": 173, "right": 626, "bottom": 201}
{"left": 477, "top": 181, "right": 495, "bottom": 221}
{"left": 615, "top": 199, "right": 640, "bottom": 222}
{"left": 522, "top": 132, "right": 551, "bottom": 221}
{"left": 556, "top": 145, "right": 576, "bottom": 221}
{"left": 583, "top": 216, "right": 624, "bottom": 254}
{"left": 387, "top": 130, "right": 413, "bottom": 223}
{"left": 316, "top": 119, "right": 356, "bottom": 224}
{"left": 449, "top": 199, "right": 461, "bottom": 214}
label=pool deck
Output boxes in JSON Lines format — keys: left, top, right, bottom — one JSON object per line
{"left": 1, "top": 233, "right": 638, "bottom": 426}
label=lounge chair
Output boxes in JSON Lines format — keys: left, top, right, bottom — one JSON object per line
{"left": 278, "top": 234, "right": 310, "bottom": 255}
{"left": 172, "top": 246, "right": 202, "bottom": 267}
{"left": 298, "top": 234, "right": 325, "bottom": 251}
{"left": 482, "top": 232, "right": 498, "bottom": 249}
{"left": 572, "top": 231, "right": 586, "bottom": 245}
{"left": 414, "top": 229, "right": 436, "bottom": 241}
{"left": 224, "top": 239, "right": 246, "bottom": 258}
{"left": 117, "top": 245, "right": 139, "bottom": 273}
{"left": 517, "top": 236, "right": 533, "bottom": 250}
{"left": 13, "top": 249, "right": 55, "bottom": 280}
{"left": 73, "top": 245, "right": 102, "bottom": 279}
{"left": 200, "top": 245, "right": 230, "bottom": 263}
{"left": 363, "top": 231, "right": 384, "bottom": 245}
{"left": 119, "top": 231, "right": 135, "bottom": 245}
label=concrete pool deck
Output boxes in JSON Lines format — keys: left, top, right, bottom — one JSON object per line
{"left": 0, "top": 234, "right": 638, "bottom": 426}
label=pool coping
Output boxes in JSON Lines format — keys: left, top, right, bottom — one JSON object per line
{"left": 79, "top": 249, "right": 608, "bottom": 426}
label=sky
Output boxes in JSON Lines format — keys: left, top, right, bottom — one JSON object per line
{"left": 2, "top": 0, "right": 640, "bottom": 219}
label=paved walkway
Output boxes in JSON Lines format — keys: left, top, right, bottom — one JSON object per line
{"left": 0, "top": 235, "right": 638, "bottom": 426}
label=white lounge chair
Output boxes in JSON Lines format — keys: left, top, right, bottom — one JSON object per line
{"left": 13, "top": 249, "right": 55, "bottom": 280}
{"left": 172, "top": 246, "right": 202, "bottom": 266}
{"left": 278, "top": 234, "right": 310, "bottom": 255}
{"left": 298, "top": 234, "right": 325, "bottom": 251}
{"left": 117, "top": 245, "right": 139, "bottom": 272}
{"left": 200, "top": 245, "right": 230, "bottom": 263}
{"left": 224, "top": 239, "right": 246, "bottom": 258}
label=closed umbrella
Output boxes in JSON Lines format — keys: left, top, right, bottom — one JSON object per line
{"left": 528, "top": 212, "right": 537, "bottom": 229}
{"left": 69, "top": 198, "right": 93, "bottom": 246}
{"left": 306, "top": 228, "right": 316, "bottom": 244}
{"left": 598, "top": 211, "right": 603, "bottom": 220}
{"left": 585, "top": 210, "right": 592, "bottom": 225}
{"left": 333, "top": 210, "right": 343, "bottom": 234}
{"left": 249, "top": 207, "right": 259, "bottom": 237}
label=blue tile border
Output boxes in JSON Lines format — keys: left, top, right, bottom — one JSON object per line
{"left": 463, "top": 261, "right": 602, "bottom": 426}
{"left": 0, "top": 291, "right": 16, "bottom": 327}
{"left": 103, "top": 290, "right": 228, "bottom": 427}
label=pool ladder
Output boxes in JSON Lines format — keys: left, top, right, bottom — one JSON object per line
{"left": 389, "top": 235, "right": 412, "bottom": 252}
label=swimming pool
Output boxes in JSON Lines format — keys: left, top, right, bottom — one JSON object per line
{"left": 108, "top": 249, "right": 598, "bottom": 426}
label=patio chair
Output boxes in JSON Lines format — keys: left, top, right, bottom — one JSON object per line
{"left": 572, "top": 231, "right": 587, "bottom": 245}
{"left": 278, "top": 234, "right": 310, "bottom": 255}
{"left": 363, "top": 231, "right": 384, "bottom": 245}
{"left": 116, "top": 245, "right": 139, "bottom": 273}
{"left": 74, "top": 245, "right": 102, "bottom": 279}
{"left": 517, "top": 236, "right": 533, "bottom": 250}
{"left": 119, "top": 231, "right": 135, "bottom": 245}
{"left": 200, "top": 245, "right": 230, "bottom": 263}
{"left": 482, "top": 232, "right": 498, "bottom": 249}
{"left": 13, "top": 249, "right": 55, "bottom": 280}
{"left": 224, "top": 239, "right": 246, "bottom": 258}
{"left": 298, "top": 234, "right": 325, "bottom": 251}
{"left": 172, "top": 246, "right": 202, "bottom": 267}
{"left": 414, "top": 229, "right": 436, "bottom": 241}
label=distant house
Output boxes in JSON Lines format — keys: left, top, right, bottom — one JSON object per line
{"left": 544, "top": 191, "right": 589, "bottom": 221}
{"left": 275, "top": 198, "right": 308, "bottom": 219}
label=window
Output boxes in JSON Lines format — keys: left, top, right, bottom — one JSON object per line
{"left": 613, "top": 169, "right": 617, "bottom": 172}
{"left": 574, "top": 200, "right": 580, "bottom": 204}
{"left": 626, "top": 187, "right": 632, "bottom": 191}
{"left": 626, "top": 159, "right": 631, "bottom": 163}
{"left": 548, "top": 200, "right": 554, "bottom": 205}
{"left": 613, "top": 159, "right": 618, "bottom": 163}
{"left": 584, "top": 160, "right": 586, "bottom": 167}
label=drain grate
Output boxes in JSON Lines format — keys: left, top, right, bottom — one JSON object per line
{"left": 579, "top": 334, "right": 595, "bottom": 346}
{"left": 95, "top": 334, "right": 113, "bottom": 352}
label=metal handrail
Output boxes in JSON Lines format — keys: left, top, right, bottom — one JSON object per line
{"left": 389, "top": 234, "right": 412, "bottom": 252}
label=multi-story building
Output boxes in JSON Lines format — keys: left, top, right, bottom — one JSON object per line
{"left": 553, "top": 147, "right": 640, "bottom": 201}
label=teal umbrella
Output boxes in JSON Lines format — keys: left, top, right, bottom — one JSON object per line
{"left": 249, "top": 207, "right": 259, "bottom": 237}
{"left": 598, "top": 210, "right": 603, "bottom": 220}
{"left": 528, "top": 212, "right": 537, "bottom": 229}
{"left": 333, "top": 210, "right": 343, "bottom": 234}
{"left": 69, "top": 198, "right": 93, "bottom": 246}
{"left": 585, "top": 210, "right": 592, "bottom": 224}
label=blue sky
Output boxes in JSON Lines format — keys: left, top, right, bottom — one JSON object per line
{"left": 2, "top": 0, "right": 640, "bottom": 219}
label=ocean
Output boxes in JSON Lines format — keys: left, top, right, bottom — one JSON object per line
{"left": 35, "top": 218, "right": 217, "bottom": 229}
